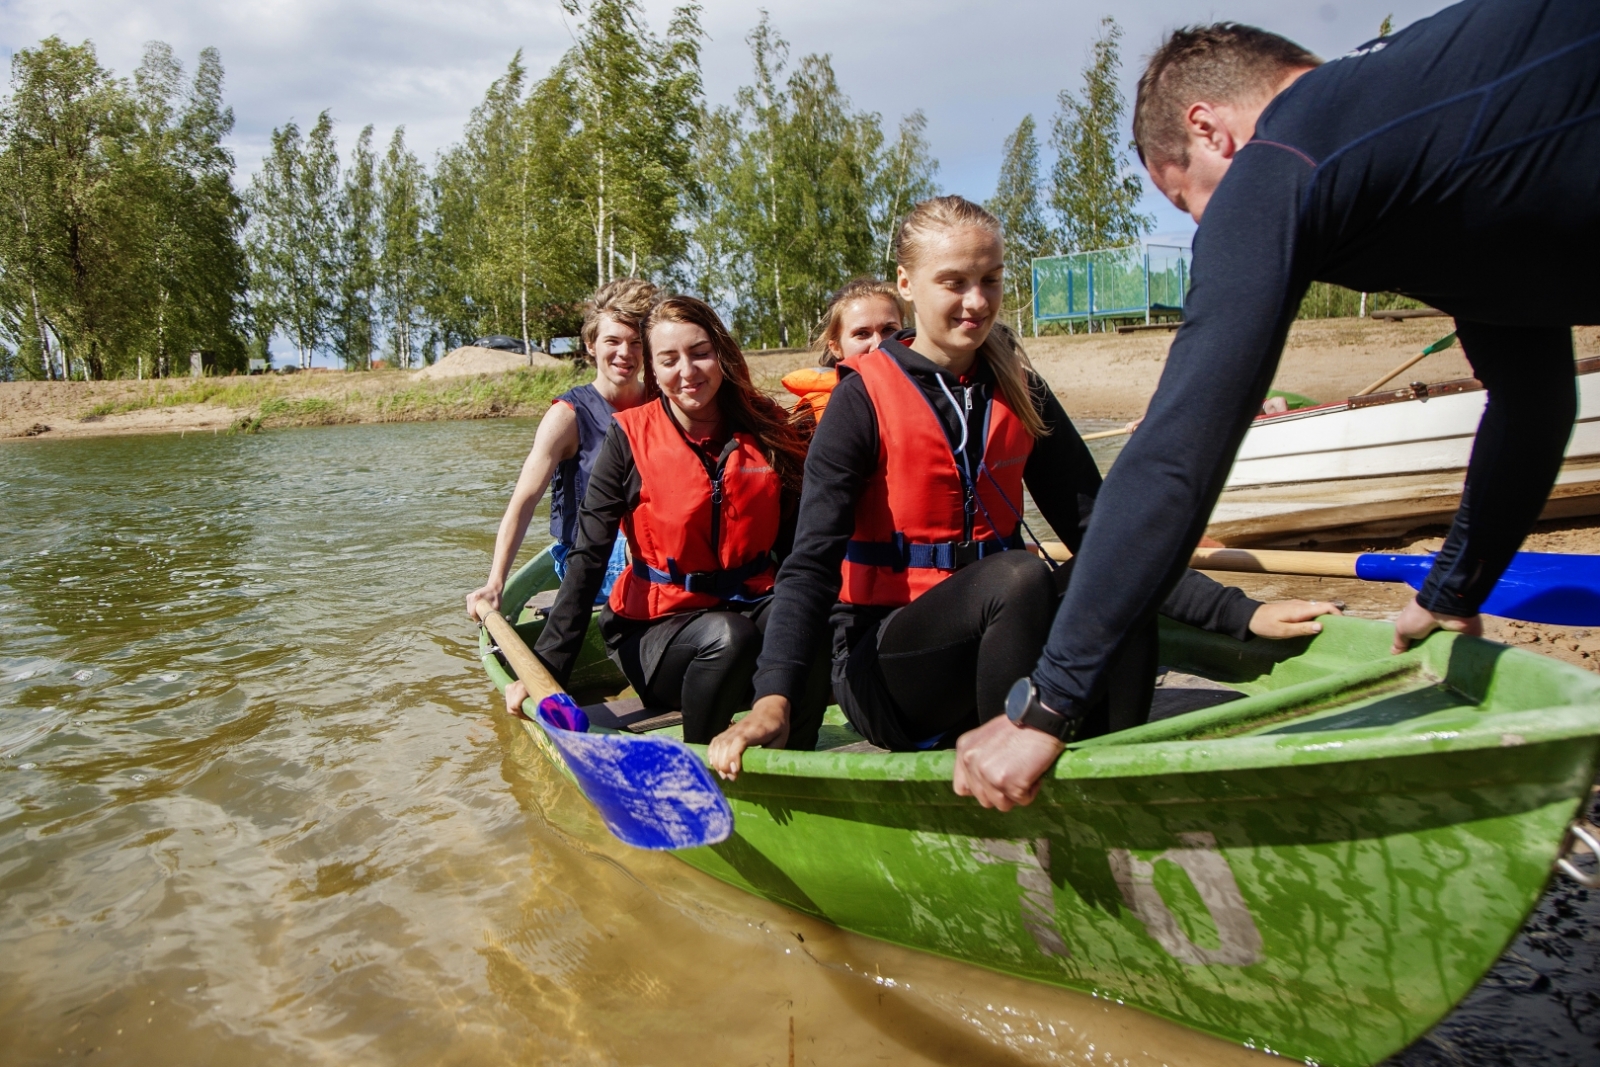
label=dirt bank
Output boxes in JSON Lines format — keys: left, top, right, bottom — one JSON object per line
{"left": 0, "top": 365, "right": 586, "bottom": 441}
{"left": 1027, "top": 318, "right": 1600, "bottom": 422}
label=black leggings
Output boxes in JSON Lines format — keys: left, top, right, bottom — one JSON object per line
{"left": 619, "top": 603, "right": 829, "bottom": 748}
{"left": 869, "top": 551, "right": 1157, "bottom": 746}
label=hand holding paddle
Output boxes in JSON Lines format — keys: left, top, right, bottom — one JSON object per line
{"left": 479, "top": 606, "right": 733, "bottom": 850}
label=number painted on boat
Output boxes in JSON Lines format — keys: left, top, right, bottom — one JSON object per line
{"left": 1108, "top": 832, "right": 1263, "bottom": 966}
{"left": 970, "top": 837, "right": 1071, "bottom": 959}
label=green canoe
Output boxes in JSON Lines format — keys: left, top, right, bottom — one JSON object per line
{"left": 479, "top": 548, "right": 1600, "bottom": 1067}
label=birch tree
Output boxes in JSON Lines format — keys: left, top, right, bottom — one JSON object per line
{"left": 1050, "top": 17, "right": 1152, "bottom": 252}
{"left": 987, "top": 115, "right": 1054, "bottom": 332}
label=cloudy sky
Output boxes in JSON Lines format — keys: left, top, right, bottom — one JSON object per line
{"left": 2, "top": 0, "right": 1449, "bottom": 238}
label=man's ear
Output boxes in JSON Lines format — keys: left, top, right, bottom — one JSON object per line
{"left": 1184, "top": 101, "right": 1240, "bottom": 161}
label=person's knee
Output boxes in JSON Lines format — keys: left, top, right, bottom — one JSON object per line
{"left": 694, "top": 611, "right": 762, "bottom": 667}
{"left": 991, "top": 550, "right": 1054, "bottom": 609}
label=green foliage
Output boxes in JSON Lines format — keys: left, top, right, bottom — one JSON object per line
{"left": 1296, "top": 283, "right": 1424, "bottom": 320}
{"left": 1050, "top": 18, "right": 1153, "bottom": 253}
{"left": 334, "top": 125, "right": 378, "bottom": 369}
{"left": 692, "top": 14, "right": 937, "bottom": 348}
{"left": 377, "top": 127, "right": 427, "bottom": 368}
{"left": 986, "top": 115, "right": 1055, "bottom": 333}
{"left": 244, "top": 112, "right": 341, "bottom": 369}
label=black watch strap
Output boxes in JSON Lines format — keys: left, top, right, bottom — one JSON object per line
{"left": 1004, "top": 677, "right": 1077, "bottom": 742}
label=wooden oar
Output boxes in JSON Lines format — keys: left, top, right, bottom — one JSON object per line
{"left": 1081, "top": 425, "right": 1132, "bottom": 441}
{"left": 1039, "top": 542, "right": 1600, "bottom": 626}
{"left": 1354, "top": 331, "right": 1458, "bottom": 397}
{"left": 480, "top": 607, "right": 733, "bottom": 850}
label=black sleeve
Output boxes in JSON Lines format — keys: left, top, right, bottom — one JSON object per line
{"left": 1030, "top": 143, "right": 1312, "bottom": 714}
{"left": 752, "top": 374, "right": 879, "bottom": 705}
{"left": 1020, "top": 374, "right": 1102, "bottom": 552}
{"left": 1416, "top": 321, "right": 1576, "bottom": 616}
{"left": 533, "top": 422, "right": 640, "bottom": 684}
{"left": 1159, "top": 570, "right": 1260, "bottom": 640}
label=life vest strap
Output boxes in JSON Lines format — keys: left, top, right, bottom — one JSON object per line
{"left": 843, "top": 532, "right": 1021, "bottom": 573}
{"left": 631, "top": 555, "right": 772, "bottom": 600}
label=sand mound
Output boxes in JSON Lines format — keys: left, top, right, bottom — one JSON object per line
{"left": 414, "top": 345, "right": 568, "bottom": 380}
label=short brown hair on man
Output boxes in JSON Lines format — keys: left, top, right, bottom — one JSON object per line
{"left": 1133, "top": 24, "right": 1321, "bottom": 169}
{"left": 579, "top": 278, "right": 659, "bottom": 361}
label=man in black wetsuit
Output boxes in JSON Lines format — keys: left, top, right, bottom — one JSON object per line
{"left": 954, "top": 0, "right": 1600, "bottom": 810}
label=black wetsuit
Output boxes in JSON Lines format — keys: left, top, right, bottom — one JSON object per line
{"left": 1034, "top": 0, "right": 1600, "bottom": 717}
{"left": 533, "top": 412, "right": 827, "bottom": 746}
{"left": 753, "top": 337, "right": 1260, "bottom": 750}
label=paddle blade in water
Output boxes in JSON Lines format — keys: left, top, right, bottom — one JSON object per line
{"left": 1356, "top": 551, "right": 1600, "bottom": 626}
{"left": 534, "top": 705, "right": 733, "bottom": 850}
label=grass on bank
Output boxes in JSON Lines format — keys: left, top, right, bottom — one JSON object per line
{"left": 81, "top": 366, "right": 590, "bottom": 432}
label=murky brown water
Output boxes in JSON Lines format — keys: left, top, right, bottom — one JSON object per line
{"left": 0, "top": 420, "right": 1278, "bottom": 1067}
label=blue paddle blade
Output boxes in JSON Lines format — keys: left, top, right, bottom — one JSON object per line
{"left": 1355, "top": 551, "right": 1600, "bottom": 626}
{"left": 533, "top": 699, "right": 733, "bottom": 850}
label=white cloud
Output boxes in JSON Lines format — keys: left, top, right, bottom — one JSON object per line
{"left": 0, "top": 0, "right": 1450, "bottom": 237}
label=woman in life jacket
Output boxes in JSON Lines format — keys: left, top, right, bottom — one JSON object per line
{"left": 782, "top": 278, "right": 905, "bottom": 429}
{"left": 710, "top": 196, "right": 1337, "bottom": 777}
{"left": 467, "top": 279, "right": 657, "bottom": 622}
{"left": 518, "top": 295, "right": 828, "bottom": 747}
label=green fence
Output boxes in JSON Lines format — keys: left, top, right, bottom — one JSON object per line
{"left": 1032, "top": 243, "right": 1191, "bottom": 325}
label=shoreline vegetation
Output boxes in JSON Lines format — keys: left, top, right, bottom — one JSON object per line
{"left": 10, "top": 317, "right": 1599, "bottom": 442}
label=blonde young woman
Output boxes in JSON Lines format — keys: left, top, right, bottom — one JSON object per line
{"left": 782, "top": 278, "right": 905, "bottom": 427}
{"left": 710, "top": 195, "right": 1336, "bottom": 776}
{"left": 466, "top": 279, "right": 656, "bottom": 621}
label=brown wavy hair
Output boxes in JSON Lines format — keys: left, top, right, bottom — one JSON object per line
{"left": 896, "top": 195, "right": 1048, "bottom": 438}
{"left": 810, "top": 277, "right": 906, "bottom": 368}
{"left": 642, "top": 295, "right": 810, "bottom": 490}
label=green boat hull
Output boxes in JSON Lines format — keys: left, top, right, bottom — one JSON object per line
{"left": 480, "top": 549, "right": 1600, "bottom": 1066}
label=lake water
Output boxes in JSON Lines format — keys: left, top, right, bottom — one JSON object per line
{"left": 0, "top": 419, "right": 1594, "bottom": 1065}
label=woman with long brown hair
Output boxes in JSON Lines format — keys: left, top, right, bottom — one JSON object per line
{"left": 711, "top": 196, "right": 1335, "bottom": 776}
{"left": 515, "top": 295, "right": 827, "bottom": 747}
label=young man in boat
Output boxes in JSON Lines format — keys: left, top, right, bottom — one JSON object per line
{"left": 466, "top": 279, "right": 657, "bottom": 622}
{"left": 514, "top": 295, "right": 829, "bottom": 747}
{"left": 960, "top": 0, "right": 1600, "bottom": 811}
{"left": 709, "top": 196, "right": 1336, "bottom": 776}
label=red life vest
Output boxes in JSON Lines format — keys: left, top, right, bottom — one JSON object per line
{"left": 782, "top": 366, "right": 838, "bottom": 424}
{"left": 608, "top": 398, "right": 783, "bottom": 620}
{"left": 839, "top": 348, "right": 1034, "bottom": 607}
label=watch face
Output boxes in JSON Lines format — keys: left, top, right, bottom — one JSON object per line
{"left": 1005, "top": 676, "right": 1033, "bottom": 724}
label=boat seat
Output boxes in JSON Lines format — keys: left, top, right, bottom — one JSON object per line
{"left": 580, "top": 696, "right": 683, "bottom": 734}
{"left": 1150, "top": 669, "right": 1244, "bottom": 721}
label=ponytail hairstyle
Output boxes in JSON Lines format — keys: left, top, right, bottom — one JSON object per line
{"left": 895, "top": 195, "right": 1049, "bottom": 438}
{"left": 810, "top": 277, "right": 906, "bottom": 368}
{"left": 642, "top": 295, "right": 810, "bottom": 491}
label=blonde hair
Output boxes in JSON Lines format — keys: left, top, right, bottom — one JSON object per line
{"left": 895, "top": 196, "right": 1048, "bottom": 438}
{"left": 810, "top": 277, "right": 906, "bottom": 368}
{"left": 580, "top": 278, "right": 659, "bottom": 361}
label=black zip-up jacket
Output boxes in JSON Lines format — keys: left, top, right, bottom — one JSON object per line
{"left": 1034, "top": 0, "right": 1600, "bottom": 716}
{"left": 752, "top": 338, "right": 1260, "bottom": 708}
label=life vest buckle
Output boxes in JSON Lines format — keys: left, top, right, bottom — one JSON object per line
{"left": 951, "top": 540, "right": 982, "bottom": 570}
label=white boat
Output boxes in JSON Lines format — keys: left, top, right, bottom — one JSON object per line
{"left": 1206, "top": 357, "right": 1600, "bottom": 545}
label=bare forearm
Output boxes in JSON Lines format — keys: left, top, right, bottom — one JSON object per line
{"left": 485, "top": 490, "right": 541, "bottom": 590}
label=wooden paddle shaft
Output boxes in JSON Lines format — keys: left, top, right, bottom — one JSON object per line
{"left": 1037, "top": 541, "right": 1361, "bottom": 578}
{"left": 1355, "top": 349, "right": 1433, "bottom": 397}
{"left": 1190, "top": 547, "right": 1360, "bottom": 578}
{"left": 481, "top": 609, "right": 564, "bottom": 706}
{"left": 1081, "top": 426, "right": 1131, "bottom": 441}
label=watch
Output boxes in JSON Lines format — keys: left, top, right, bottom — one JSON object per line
{"left": 1004, "top": 677, "right": 1077, "bottom": 742}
